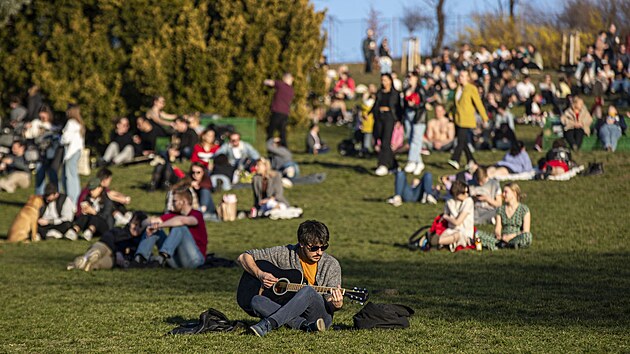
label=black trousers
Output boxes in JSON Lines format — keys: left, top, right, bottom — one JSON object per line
{"left": 365, "top": 55, "right": 374, "bottom": 73}
{"left": 564, "top": 129, "right": 585, "bottom": 150}
{"left": 267, "top": 112, "right": 288, "bottom": 147}
{"left": 373, "top": 112, "right": 397, "bottom": 169}
{"left": 451, "top": 126, "right": 475, "bottom": 164}
{"left": 74, "top": 215, "right": 110, "bottom": 236}
{"left": 38, "top": 221, "right": 73, "bottom": 239}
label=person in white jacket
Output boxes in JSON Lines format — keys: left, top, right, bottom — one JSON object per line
{"left": 61, "top": 105, "right": 85, "bottom": 203}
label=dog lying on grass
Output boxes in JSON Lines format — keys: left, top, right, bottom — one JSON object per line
{"left": 7, "top": 195, "right": 44, "bottom": 242}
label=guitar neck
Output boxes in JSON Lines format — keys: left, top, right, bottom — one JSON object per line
{"left": 285, "top": 282, "right": 346, "bottom": 295}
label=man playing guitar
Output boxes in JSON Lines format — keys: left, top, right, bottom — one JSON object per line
{"left": 237, "top": 220, "right": 344, "bottom": 336}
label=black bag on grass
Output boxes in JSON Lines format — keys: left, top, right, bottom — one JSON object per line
{"left": 353, "top": 302, "right": 415, "bottom": 329}
{"left": 166, "top": 308, "right": 245, "bottom": 335}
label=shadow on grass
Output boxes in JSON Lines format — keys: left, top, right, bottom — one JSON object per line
{"left": 0, "top": 199, "right": 27, "bottom": 208}
{"left": 300, "top": 161, "right": 372, "bottom": 175}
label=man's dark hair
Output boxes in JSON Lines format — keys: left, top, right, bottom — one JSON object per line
{"left": 10, "top": 95, "right": 22, "bottom": 105}
{"left": 297, "top": 220, "right": 330, "bottom": 246}
{"left": 44, "top": 183, "right": 58, "bottom": 197}
{"left": 175, "top": 116, "right": 188, "bottom": 124}
{"left": 97, "top": 168, "right": 113, "bottom": 180}
{"left": 12, "top": 139, "right": 25, "bottom": 148}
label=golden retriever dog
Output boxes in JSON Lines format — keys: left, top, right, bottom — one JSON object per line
{"left": 7, "top": 195, "right": 44, "bottom": 243}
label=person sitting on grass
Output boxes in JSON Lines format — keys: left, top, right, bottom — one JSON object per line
{"left": 94, "top": 168, "right": 133, "bottom": 226}
{"left": 424, "top": 103, "right": 455, "bottom": 153}
{"left": 237, "top": 220, "right": 343, "bottom": 336}
{"left": 468, "top": 167, "right": 502, "bottom": 225}
{"left": 134, "top": 188, "right": 207, "bottom": 269}
{"left": 475, "top": 141, "right": 533, "bottom": 179}
{"left": 215, "top": 132, "right": 261, "bottom": 172}
{"left": 438, "top": 180, "right": 474, "bottom": 252}
{"left": 267, "top": 137, "right": 299, "bottom": 184}
{"left": 386, "top": 170, "right": 438, "bottom": 207}
{"left": 67, "top": 211, "right": 148, "bottom": 271}
{"left": 252, "top": 158, "right": 289, "bottom": 217}
{"left": 476, "top": 182, "right": 532, "bottom": 250}
{"left": 99, "top": 117, "right": 135, "bottom": 166}
{"left": 71, "top": 178, "right": 114, "bottom": 241}
{"left": 561, "top": 96, "right": 593, "bottom": 151}
{"left": 595, "top": 105, "right": 627, "bottom": 152}
{"left": 537, "top": 138, "right": 576, "bottom": 178}
{"left": 38, "top": 183, "right": 77, "bottom": 241}
{"left": 306, "top": 123, "right": 329, "bottom": 154}
{"left": 168, "top": 117, "right": 199, "bottom": 161}
{"left": 0, "top": 140, "right": 31, "bottom": 193}
{"left": 189, "top": 162, "right": 219, "bottom": 222}
{"left": 191, "top": 128, "right": 220, "bottom": 169}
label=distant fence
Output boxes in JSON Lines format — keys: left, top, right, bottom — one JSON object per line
{"left": 322, "top": 14, "right": 475, "bottom": 63}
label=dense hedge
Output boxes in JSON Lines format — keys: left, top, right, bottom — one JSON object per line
{"left": 0, "top": 0, "right": 326, "bottom": 142}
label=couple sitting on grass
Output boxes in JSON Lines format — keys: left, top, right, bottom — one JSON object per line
{"left": 421, "top": 180, "right": 532, "bottom": 251}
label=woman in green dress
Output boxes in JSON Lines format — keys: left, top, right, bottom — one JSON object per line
{"left": 477, "top": 182, "right": 532, "bottom": 250}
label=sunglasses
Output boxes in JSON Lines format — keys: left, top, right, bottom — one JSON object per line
{"left": 192, "top": 170, "right": 204, "bottom": 175}
{"left": 305, "top": 244, "right": 329, "bottom": 252}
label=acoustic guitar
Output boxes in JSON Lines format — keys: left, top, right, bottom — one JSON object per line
{"left": 237, "top": 260, "right": 369, "bottom": 317}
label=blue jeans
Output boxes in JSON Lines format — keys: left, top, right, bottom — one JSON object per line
{"left": 62, "top": 150, "right": 81, "bottom": 203}
{"left": 611, "top": 79, "right": 630, "bottom": 94}
{"left": 197, "top": 188, "right": 217, "bottom": 215}
{"left": 280, "top": 162, "right": 300, "bottom": 179}
{"left": 251, "top": 287, "right": 332, "bottom": 329}
{"left": 599, "top": 124, "right": 622, "bottom": 151}
{"left": 394, "top": 170, "right": 433, "bottom": 202}
{"left": 135, "top": 227, "right": 205, "bottom": 269}
{"left": 404, "top": 110, "right": 426, "bottom": 164}
{"left": 35, "top": 162, "right": 59, "bottom": 196}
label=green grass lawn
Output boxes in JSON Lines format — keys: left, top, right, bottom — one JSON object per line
{"left": 1, "top": 123, "right": 629, "bottom": 353}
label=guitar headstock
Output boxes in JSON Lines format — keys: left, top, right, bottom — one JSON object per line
{"left": 343, "top": 287, "right": 369, "bottom": 305}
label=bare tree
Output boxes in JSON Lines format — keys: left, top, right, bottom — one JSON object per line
{"left": 366, "top": 4, "right": 387, "bottom": 40}
{"left": 423, "top": 0, "right": 447, "bottom": 57}
{"left": 402, "top": 5, "right": 431, "bottom": 37}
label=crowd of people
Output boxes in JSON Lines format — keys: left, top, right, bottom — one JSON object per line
{"left": 0, "top": 23, "right": 628, "bottom": 338}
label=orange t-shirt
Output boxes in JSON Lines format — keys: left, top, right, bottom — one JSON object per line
{"left": 299, "top": 258, "right": 318, "bottom": 285}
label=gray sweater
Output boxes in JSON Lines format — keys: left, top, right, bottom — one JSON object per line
{"left": 266, "top": 138, "right": 293, "bottom": 171}
{"left": 246, "top": 244, "right": 342, "bottom": 288}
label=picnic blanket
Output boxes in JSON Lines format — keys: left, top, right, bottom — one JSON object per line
{"left": 494, "top": 165, "right": 585, "bottom": 182}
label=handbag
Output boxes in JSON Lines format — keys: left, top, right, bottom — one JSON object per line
{"left": 219, "top": 194, "right": 237, "bottom": 221}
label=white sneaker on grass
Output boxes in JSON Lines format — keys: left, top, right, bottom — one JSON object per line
{"left": 426, "top": 194, "right": 438, "bottom": 205}
{"left": 46, "top": 230, "right": 63, "bottom": 239}
{"left": 375, "top": 165, "right": 389, "bottom": 176}
{"left": 64, "top": 229, "right": 78, "bottom": 241}
{"left": 82, "top": 229, "right": 93, "bottom": 241}
{"left": 404, "top": 162, "right": 416, "bottom": 173}
{"left": 386, "top": 195, "right": 403, "bottom": 207}
{"left": 447, "top": 160, "right": 460, "bottom": 170}
{"left": 412, "top": 162, "right": 425, "bottom": 175}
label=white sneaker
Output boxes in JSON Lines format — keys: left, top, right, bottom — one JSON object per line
{"left": 64, "top": 229, "right": 78, "bottom": 241}
{"left": 46, "top": 229, "right": 63, "bottom": 239}
{"left": 447, "top": 160, "right": 460, "bottom": 169}
{"left": 412, "top": 162, "right": 425, "bottom": 175}
{"left": 281, "top": 177, "right": 293, "bottom": 188}
{"left": 420, "top": 149, "right": 431, "bottom": 156}
{"left": 426, "top": 194, "right": 438, "bottom": 205}
{"left": 386, "top": 195, "right": 402, "bottom": 207}
{"left": 375, "top": 165, "right": 389, "bottom": 176}
{"left": 404, "top": 162, "right": 416, "bottom": 173}
{"left": 114, "top": 213, "right": 127, "bottom": 226}
{"left": 82, "top": 229, "right": 93, "bottom": 241}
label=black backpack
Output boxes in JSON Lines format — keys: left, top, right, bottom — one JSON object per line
{"left": 166, "top": 308, "right": 245, "bottom": 335}
{"left": 353, "top": 302, "right": 415, "bottom": 330}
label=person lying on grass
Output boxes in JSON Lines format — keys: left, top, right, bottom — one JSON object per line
{"left": 67, "top": 211, "right": 147, "bottom": 271}
{"left": 476, "top": 182, "right": 532, "bottom": 250}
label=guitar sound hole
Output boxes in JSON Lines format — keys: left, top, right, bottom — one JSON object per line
{"left": 272, "top": 278, "right": 289, "bottom": 296}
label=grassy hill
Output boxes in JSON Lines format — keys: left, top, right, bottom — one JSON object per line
{"left": 0, "top": 105, "right": 629, "bottom": 351}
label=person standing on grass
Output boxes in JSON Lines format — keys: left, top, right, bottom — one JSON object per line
{"left": 264, "top": 73, "right": 294, "bottom": 147}
{"left": 60, "top": 105, "right": 85, "bottom": 204}
{"left": 372, "top": 73, "right": 402, "bottom": 176}
{"left": 448, "top": 71, "right": 488, "bottom": 170}
{"left": 134, "top": 188, "right": 207, "bottom": 269}
{"left": 362, "top": 29, "right": 376, "bottom": 73}
{"left": 237, "top": 220, "right": 343, "bottom": 336}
